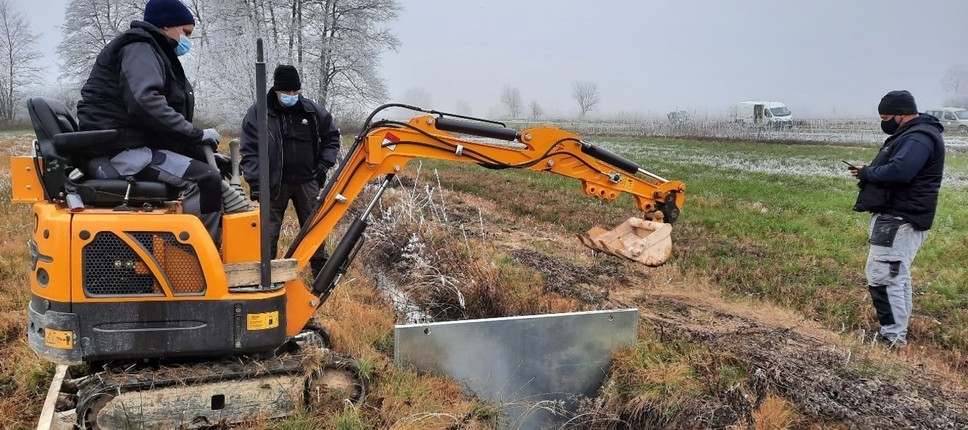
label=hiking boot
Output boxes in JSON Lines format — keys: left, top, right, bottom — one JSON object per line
{"left": 879, "top": 335, "right": 908, "bottom": 350}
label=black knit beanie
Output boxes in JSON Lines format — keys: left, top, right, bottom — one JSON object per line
{"left": 878, "top": 90, "right": 918, "bottom": 115}
{"left": 273, "top": 65, "right": 301, "bottom": 91}
{"left": 143, "top": 0, "right": 195, "bottom": 28}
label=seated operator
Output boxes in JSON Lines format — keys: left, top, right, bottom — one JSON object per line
{"left": 76, "top": 0, "right": 223, "bottom": 244}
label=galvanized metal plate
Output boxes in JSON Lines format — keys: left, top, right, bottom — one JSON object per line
{"left": 395, "top": 309, "right": 638, "bottom": 429}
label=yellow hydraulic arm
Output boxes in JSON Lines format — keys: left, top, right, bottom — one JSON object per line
{"left": 281, "top": 105, "right": 685, "bottom": 334}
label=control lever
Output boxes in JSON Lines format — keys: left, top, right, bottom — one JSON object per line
{"left": 113, "top": 176, "right": 138, "bottom": 212}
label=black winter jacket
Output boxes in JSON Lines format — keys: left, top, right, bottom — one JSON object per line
{"left": 240, "top": 90, "right": 341, "bottom": 198}
{"left": 77, "top": 21, "right": 206, "bottom": 157}
{"left": 854, "top": 114, "right": 945, "bottom": 230}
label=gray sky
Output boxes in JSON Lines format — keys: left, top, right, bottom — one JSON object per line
{"left": 22, "top": 0, "right": 968, "bottom": 119}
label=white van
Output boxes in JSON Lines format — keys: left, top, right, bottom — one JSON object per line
{"left": 924, "top": 107, "right": 968, "bottom": 133}
{"left": 728, "top": 101, "right": 793, "bottom": 128}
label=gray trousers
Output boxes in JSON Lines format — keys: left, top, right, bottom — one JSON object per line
{"left": 866, "top": 213, "right": 927, "bottom": 343}
{"left": 90, "top": 148, "right": 223, "bottom": 245}
{"left": 268, "top": 181, "right": 329, "bottom": 275}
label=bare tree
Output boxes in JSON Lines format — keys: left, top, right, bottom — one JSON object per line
{"left": 942, "top": 64, "right": 968, "bottom": 108}
{"left": 529, "top": 100, "right": 542, "bottom": 120}
{"left": 571, "top": 81, "right": 599, "bottom": 119}
{"left": 500, "top": 84, "right": 521, "bottom": 118}
{"left": 51, "top": 0, "right": 401, "bottom": 125}
{"left": 0, "top": 0, "right": 41, "bottom": 124}
{"left": 57, "top": 0, "right": 141, "bottom": 87}
{"left": 303, "top": 0, "right": 400, "bottom": 111}
{"left": 455, "top": 99, "right": 472, "bottom": 116}
{"left": 402, "top": 86, "right": 433, "bottom": 107}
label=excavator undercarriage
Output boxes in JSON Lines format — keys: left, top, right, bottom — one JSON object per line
{"left": 43, "top": 331, "right": 363, "bottom": 429}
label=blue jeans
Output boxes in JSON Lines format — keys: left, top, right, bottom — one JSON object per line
{"left": 865, "top": 214, "right": 927, "bottom": 344}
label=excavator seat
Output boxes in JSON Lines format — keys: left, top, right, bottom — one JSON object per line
{"left": 26, "top": 97, "right": 176, "bottom": 207}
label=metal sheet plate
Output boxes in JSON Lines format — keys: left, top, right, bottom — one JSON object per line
{"left": 395, "top": 309, "right": 638, "bottom": 429}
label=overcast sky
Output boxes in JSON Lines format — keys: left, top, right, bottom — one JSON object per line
{"left": 21, "top": 0, "right": 968, "bottom": 119}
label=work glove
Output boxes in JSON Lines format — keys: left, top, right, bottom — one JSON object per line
{"left": 213, "top": 153, "right": 232, "bottom": 179}
{"left": 200, "top": 128, "right": 221, "bottom": 149}
{"left": 314, "top": 167, "right": 327, "bottom": 188}
{"left": 248, "top": 180, "right": 259, "bottom": 201}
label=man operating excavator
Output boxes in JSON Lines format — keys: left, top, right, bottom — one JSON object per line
{"left": 76, "top": 0, "right": 224, "bottom": 244}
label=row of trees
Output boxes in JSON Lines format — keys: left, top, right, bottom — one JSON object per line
{"left": 3, "top": 0, "right": 957, "bottom": 128}
{"left": 11, "top": 0, "right": 401, "bottom": 127}
{"left": 0, "top": 0, "right": 604, "bottom": 128}
{"left": 497, "top": 80, "right": 600, "bottom": 120}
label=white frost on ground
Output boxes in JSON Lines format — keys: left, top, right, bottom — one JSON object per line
{"left": 597, "top": 137, "right": 968, "bottom": 189}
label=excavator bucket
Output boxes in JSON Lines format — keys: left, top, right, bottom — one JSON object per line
{"left": 579, "top": 217, "right": 673, "bottom": 266}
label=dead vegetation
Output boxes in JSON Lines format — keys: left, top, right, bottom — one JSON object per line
{"left": 1, "top": 136, "right": 967, "bottom": 429}
{"left": 346, "top": 166, "right": 968, "bottom": 429}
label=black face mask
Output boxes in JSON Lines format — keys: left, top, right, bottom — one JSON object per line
{"left": 880, "top": 116, "right": 900, "bottom": 135}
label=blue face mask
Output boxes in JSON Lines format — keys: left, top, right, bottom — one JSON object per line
{"left": 279, "top": 93, "right": 299, "bottom": 107}
{"left": 175, "top": 34, "right": 192, "bottom": 56}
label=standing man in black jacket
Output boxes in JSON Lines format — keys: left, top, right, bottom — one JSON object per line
{"left": 240, "top": 65, "right": 341, "bottom": 276}
{"left": 850, "top": 90, "right": 945, "bottom": 349}
{"left": 77, "top": 0, "right": 223, "bottom": 244}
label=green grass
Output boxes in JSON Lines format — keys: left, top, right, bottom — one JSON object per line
{"left": 422, "top": 136, "right": 968, "bottom": 353}
{"left": 0, "top": 128, "right": 32, "bottom": 137}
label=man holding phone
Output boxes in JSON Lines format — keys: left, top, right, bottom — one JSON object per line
{"left": 850, "top": 90, "right": 945, "bottom": 349}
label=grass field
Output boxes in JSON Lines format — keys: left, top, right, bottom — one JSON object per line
{"left": 0, "top": 130, "right": 965, "bottom": 428}
{"left": 433, "top": 135, "right": 968, "bottom": 354}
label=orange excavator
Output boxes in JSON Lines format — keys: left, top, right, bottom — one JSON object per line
{"left": 13, "top": 45, "right": 685, "bottom": 429}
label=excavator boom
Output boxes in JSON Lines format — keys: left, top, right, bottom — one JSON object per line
{"left": 282, "top": 105, "right": 686, "bottom": 334}
{"left": 14, "top": 99, "right": 684, "bottom": 428}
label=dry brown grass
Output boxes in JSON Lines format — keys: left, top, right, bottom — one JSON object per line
{"left": 308, "top": 259, "right": 497, "bottom": 429}
{"left": 0, "top": 135, "right": 47, "bottom": 429}
{"left": 0, "top": 338, "right": 52, "bottom": 427}
{"left": 363, "top": 182, "right": 585, "bottom": 322}
{"left": 3, "top": 135, "right": 967, "bottom": 429}
{"left": 751, "top": 395, "right": 797, "bottom": 430}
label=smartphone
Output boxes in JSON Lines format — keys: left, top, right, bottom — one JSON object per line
{"left": 842, "top": 160, "right": 858, "bottom": 169}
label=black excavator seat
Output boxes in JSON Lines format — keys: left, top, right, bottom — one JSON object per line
{"left": 26, "top": 97, "right": 177, "bottom": 207}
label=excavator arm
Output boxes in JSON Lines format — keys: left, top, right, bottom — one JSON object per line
{"left": 16, "top": 102, "right": 685, "bottom": 428}
{"left": 282, "top": 105, "right": 685, "bottom": 334}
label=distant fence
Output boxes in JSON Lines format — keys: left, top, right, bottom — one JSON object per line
{"left": 509, "top": 118, "right": 968, "bottom": 150}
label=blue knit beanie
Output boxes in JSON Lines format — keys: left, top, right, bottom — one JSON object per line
{"left": 144, "top": 0, "right": 195, "bottom": 28}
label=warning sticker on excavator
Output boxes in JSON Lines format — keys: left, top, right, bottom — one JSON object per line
{"left": 44, "top": 328, "right": 73, "bottom": 349}
{"left": 247, "top": 311, "right": 279, "bottom": 331}
{"left": 382, "top": 132, "right": 400, "bottom": 150}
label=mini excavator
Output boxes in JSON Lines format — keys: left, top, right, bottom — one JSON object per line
{"left": 13, "top": 43, "right": 685, "bottom": 429}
